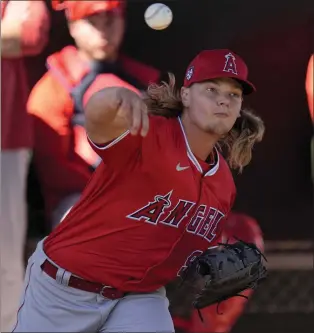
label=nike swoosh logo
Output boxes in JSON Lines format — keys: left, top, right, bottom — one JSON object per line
{"left": 176, "top": 163, "right": 190, "bottom": 171}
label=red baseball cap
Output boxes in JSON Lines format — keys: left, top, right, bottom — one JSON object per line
{"left": 52, "top": 1, "right": 124, "bottom": 21}
{"left": 183, "top": 49, "right": 256, "bottom": 95}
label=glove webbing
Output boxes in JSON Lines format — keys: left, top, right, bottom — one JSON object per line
{"left": 191, "top": 238, "right": 267, "bottom": 323}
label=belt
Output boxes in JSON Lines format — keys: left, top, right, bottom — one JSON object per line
{"left": 41, "top": 260, "right": 125, "bottom": 300}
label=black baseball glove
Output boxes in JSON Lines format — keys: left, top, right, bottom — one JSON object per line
{"left": 177, "top": 240, "right": 268, "bottom": 312}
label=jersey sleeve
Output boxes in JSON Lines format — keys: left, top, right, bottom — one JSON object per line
{"left": 87, "top": 115, "right": 169, "bottom": 169}
{"left": 87, "top": 130, "right": 142, "bottom": 167}
{"left": 82, "top": 73, "right": 147, "bottom": 167}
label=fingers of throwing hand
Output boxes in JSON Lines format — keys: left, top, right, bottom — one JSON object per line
{"left": 130, "top": 100, "right": 149, "bottom": 137}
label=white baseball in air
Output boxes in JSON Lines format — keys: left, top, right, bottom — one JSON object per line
{"left": 144, "top": 3, "right": 173, "bottom": 30}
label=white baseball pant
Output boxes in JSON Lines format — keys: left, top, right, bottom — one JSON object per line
{"left": 12, "top": 239, "right": 175, "bottom": 332}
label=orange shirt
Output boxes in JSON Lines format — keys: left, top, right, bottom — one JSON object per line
{"left": 27, "top": 46, "right": 160, "bottom": 214}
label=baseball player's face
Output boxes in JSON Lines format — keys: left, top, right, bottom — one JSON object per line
{"left": 182, "top": 78, "right": 243, "bottom": 136}
{"left": 69, "top": 11, "right": 125, "bottom": 61}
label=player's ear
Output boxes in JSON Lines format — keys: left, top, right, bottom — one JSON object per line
{"left": 181, "top": 87, "right": 190, "bottom": 108}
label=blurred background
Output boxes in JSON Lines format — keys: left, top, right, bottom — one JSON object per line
{"left": 1, "top": 0, "right": 313, "bottom": 332}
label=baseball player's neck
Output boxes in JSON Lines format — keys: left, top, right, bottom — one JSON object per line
{"left": 180, "top": 113, "right": 219, "bottom": 161}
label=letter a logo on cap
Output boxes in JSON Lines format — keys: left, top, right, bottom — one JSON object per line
{"left": 223, "top": 52, "right": 238, "bottom": 75}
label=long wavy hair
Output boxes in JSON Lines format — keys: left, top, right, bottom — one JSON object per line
{"left": 143, "top": 73, "right": 265, "bottom": 172}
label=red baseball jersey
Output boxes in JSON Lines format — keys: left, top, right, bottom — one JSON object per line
{"left": 44, "top": 115, "right": 236, "bottom": 292}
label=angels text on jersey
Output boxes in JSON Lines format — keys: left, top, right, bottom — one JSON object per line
{"left": 127, "top": 190, "right": 225, "bottom": 243}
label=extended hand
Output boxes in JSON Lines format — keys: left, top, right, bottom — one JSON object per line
{"left": 115, "top": 88, "right": 149, "bottom": 137}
